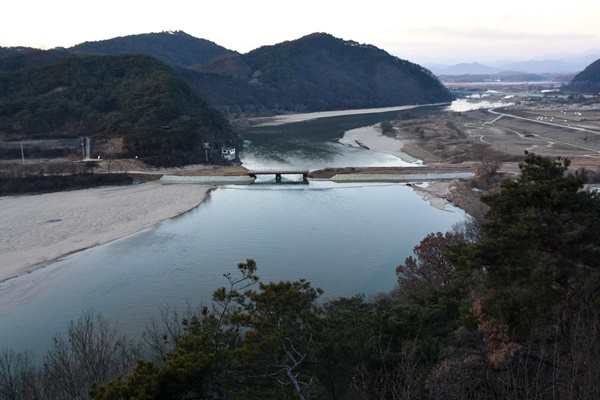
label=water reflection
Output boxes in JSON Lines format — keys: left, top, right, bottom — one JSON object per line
{"left": 0, "top": 182, "right": 465, "bottom": 358}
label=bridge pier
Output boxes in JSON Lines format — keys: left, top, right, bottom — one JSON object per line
{"left": 247, "top": 169, "right": 310, "bottom": 182}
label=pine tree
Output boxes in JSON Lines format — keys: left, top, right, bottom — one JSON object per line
{"left": 465, "top": 152, "right": 600, "bottom": 350}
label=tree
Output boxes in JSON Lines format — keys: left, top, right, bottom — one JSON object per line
{"left": 91, "top": 260, "right": 326, "bottom": 399}
{"left": 315, "top": 295, "right": 374, "bottom": 399}
{"left": 316, "top": 294, "right": 426, "bottom": 400}
{"left": 234, "top": 279, "right": 324, "bottom": 400}
{"left": 473, "top": 148, "right": 502, "bottom": 191}
{"left": 459, "top": 152, "right": 600, "bottom": 349}
{"left": 44, "top": 311, "right": 138, "bottom": 399}
{"left": 380, "top": 121, "right": 394, "bottom": 134}
{"left": 0, "top": 350, "right": 35, "bottom": 400}
{"left": 92, "top": 260, "right": 258, "bottom": 399}
{"left": 396, "top": 231, "right": 465, "bottom": 298}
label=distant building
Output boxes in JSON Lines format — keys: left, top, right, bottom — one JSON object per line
{"left": 221, "top": 147, "right": 236, "bottom": 161}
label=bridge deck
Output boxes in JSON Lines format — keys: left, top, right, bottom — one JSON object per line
{"left": 247, "top": 169, "right": 309, "bottom": 175}
{"left": 247, "top": 169, "right": 309, "bottom": 181}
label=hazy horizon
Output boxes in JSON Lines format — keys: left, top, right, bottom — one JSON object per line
{"left": 3, "top": 0, "right": 600, "bottom": 66}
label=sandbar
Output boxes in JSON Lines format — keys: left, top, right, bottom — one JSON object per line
{"left": 252, "top": 105, "right": 425, "bottom": 126}
{"left": 338, "top": 124, "right": 422, "bottom": 164}
{"left": 0, "top": 182, "right": 212, "bottom": 283}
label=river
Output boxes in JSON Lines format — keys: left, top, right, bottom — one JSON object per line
{"left": 0, "top": 103, "right": 468, "bottom": 359}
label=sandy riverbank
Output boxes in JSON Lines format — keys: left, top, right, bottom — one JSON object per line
{"left": 250, "top": 105, "right": 425, "bottom": 126}
{"left": 338, "top": 124, "right": 422, "bottom": 164}
{"left": 0, "top": 182, "right": 212, "bottom": 283}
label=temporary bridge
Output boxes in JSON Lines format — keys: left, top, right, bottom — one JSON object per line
{"left": 247, "top": 169, "right": 309, "bottom": 182}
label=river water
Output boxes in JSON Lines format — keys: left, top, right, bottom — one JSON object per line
{"left": 0, "top": 103, "right": 468, "bottom": 358}
{"left": 239, "top": 104, "right": 442, "bottom": 170}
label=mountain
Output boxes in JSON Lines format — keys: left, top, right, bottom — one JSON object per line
{"left": 0, "top": 47, "right": 75, "bottom": 72}
{"left": 563, "top": 58, "right": 600, "bottom": 94}
{"left": 428, "top": 62, "right": 501, "bottom": 75}
{"left": 427, "top": 50, "right": 600, "bottom": 76}
{"left": 0, "top": 46, "right": 33, "bottom": 57}
{"left": 499, "top": 59, "right": 580, "bottom": 74}
{"left": 0, "top": 53, "right": 239, "bottom": 165}
{"left": 186, "top": 33, "right": 452, "bottom": 114}
{"left": 69, "top": 31, "right": 236, "bottom": 68}
{"left": 5, "top": 32, "right": 452, "bottom": 115}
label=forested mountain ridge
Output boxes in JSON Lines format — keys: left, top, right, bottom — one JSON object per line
{"left": 190, "top": 32, "right": 452, "bottom": 114}
{"left": 564, "top": 58, "right": 600, "bottom": 94}
{"left": 68, "top": 30, "right": 236, "bottom": 68}
{"left": 2, "top": 32, "right": 451, "bottom": 118}
{"left": 0, "top": 53, "right": 239, "bottom": 165}
{"left": 0, "top": 46, "right": 34, "bottom": 57}
{"left": 0, "top": 48, "right": 74, "bottom": 73}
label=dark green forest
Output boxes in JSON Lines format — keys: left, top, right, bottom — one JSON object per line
{"left": 2, "top": 153, "right": 600, "bottom": 399}
{"left": 69, "top": 31, "right": 236, "bottom": 69}
{"left": 1, "top": 32, "right": 452, "bottom": 121}
{"left": 191, "top": 33, "right": 452, "bottom": 115}
{"left": 0, "top": 53, "right": 239, "bottom": 165}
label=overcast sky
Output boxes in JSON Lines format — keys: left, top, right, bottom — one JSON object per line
{"left": 3, "top": 0, "right": 599, "bottom": 65}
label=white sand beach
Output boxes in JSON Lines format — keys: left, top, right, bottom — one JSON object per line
{"left": 0, "top": 182, "right": 212, "bottom": 283}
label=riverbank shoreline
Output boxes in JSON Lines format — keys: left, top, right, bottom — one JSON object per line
{"left": 0, "top": 182, "right": 213, "bottom": 283}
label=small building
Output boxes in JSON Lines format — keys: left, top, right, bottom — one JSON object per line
{"left": 221, "top": 147, "right": 236, "bottom": 161}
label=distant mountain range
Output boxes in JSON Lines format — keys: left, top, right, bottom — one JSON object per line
{"left": 426, "top": 50, "right": 600, "bottom": 76}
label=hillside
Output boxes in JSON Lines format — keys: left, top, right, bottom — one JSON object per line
{"left": 564, "top": 58, "right": 600, "bottom": 94}
{"left": 0, "top": 46, "right": 34, "bottom": 57}
{"left": 3, "top": 33, "right": 453, "bottom": 118}
{"left": 68, "top": 31, "right": 236, "bottom": 68}
{"left": 187, "top": 33, "right": 452, "bottom": 115}
{"left": 0, "top": 53, "right": 240, "bottom": 165}
{"left": 0, "top": 48, "right": 74, "bottom": 72}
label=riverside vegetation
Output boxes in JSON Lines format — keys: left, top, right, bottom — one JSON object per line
{"left": 1, "top": 153, "right": 600, "bottom": 399}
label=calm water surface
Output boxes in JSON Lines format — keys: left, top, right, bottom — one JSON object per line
{"left": 0, "top": 104, "right": 469, "bottom": 358}
{"left": 239, "top": 105, "right": 444, "bottom": 170}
